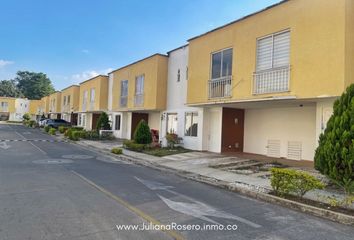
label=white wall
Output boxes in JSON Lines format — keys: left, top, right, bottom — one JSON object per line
{"left": 11, "top": 98, "right": 30, "bottom": 121}
{"left": 244, "top": 106, "right": 316, "bottom": 161}
{"left": 148, "top": 112, "right": 160, "bottom": 131}
{"left": 111, "top": 112, "right": 132, "bottom": 139}
{"left": 160, "top": 45, "right": 207, "bottom": 151}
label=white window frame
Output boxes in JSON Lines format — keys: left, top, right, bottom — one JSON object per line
{"left": 255, "top": 29, "right": 290, "bottom": 72}
{"left": 184, "top": 112, "right": 198, "bottom": 137}
{"left": 210, "top": 47, "right": 233, "bottom": 80}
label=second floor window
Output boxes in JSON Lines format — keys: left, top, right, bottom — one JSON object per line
{"left": 135, "top": 75, "right": 144, "bottom": 96}
{"left": 177, "top": 69, "right": 180, "bottom": 82}
{"left": 67, "top": 95, "right": 70, "bottom": 105}
{"left": 63, "top": 96, "right": 66, "bottom": 106}
{"left": 120, "top": 80, "right": 128, "bottom": 107}
{"left": 211, "top": 48, "right": 232, "bottom": 80}
{"left": 256, "top": 30, "right": 290, "bottom": 72}
{"left": 90, "top": 88, "right": 95, "bottom": 102}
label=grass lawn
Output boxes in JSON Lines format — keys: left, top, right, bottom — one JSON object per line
{"left": 143, "top": 147, "right": 191, "bottom": 157}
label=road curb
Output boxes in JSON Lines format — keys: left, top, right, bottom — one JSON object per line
{"left": 66, "top": 138, "right": 354, "bottom": 226}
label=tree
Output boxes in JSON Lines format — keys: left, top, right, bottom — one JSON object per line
{"left": 314, "top": 84, "right": 354, "bottom": 194}
{"left": 96, "top": 112, "right": 111, "bottom": 131}
{"left": 0, "top": 80, "right": 22, "bottom": 97}
{"left": 133, "top": 120, "right": 152, "bottom": 144}
{"left": 16, "top": 71, "right": 55, "bottom": 100}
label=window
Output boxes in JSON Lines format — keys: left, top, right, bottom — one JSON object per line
{"left": 78, "top": 114, "right": 82, "bottom": 125}
{"left": 115, "top": 115, "right": 121, "bottom": 130}
{"left": 177, "top": 69, "right": 180, "bottom": 82}
{"left": 256, "top": 30, "right": 290, "bottom": 71}
{"left": 167, "top": 113, "right": 177, "bottom": 134}
{"left": 90, "top": 88, "right": 95, "bottom": 102}
{"left": 120, "top": 80, "right": 128, "bottom": 107}
{"left": 67, "top": 95, "right": 71, "bottom": 105}
{"left": 83, "top": 90, "right": 88, "bottom": 111}
{"left": 135, "top": 75, "right": 144, "bottom": 106}
{"left": 185, "top": 112, "right": 198, "bottom": 137}
{"left": 135, "top": 75, "right": 144, "bottom": 95}
{"left": 1, "top": 102, "right": 8, "bottom": 111}
{"left": 211, "top": 48, "right": 232, "bottom": 79}
{"left": 63, "top": 96, "right": 67, "bottom": 106}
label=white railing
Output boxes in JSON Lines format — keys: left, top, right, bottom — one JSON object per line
{"left": 134, "top": 94, "right": 144, "bottom": 107}
{"left": 120, "top": 96, "right": 127, "bottom": 107}
{"left": 253, "top": 66, "right": 290, "bottom": 94}
{"left": 208, "top": 76, "right": 232, "bottom": 99}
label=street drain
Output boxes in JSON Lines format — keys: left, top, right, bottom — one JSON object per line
{"left": 61, "top": 154, "right": 94, "bottom": 159}
{"left": 33, "top": 159, "right": 73, "bottom": 164}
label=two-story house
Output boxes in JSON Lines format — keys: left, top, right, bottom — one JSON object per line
{"left": 186, "top": 0, "right": 354, "bottom": 161}
{"left": 61, "top": 85, "right": 80, "bottom": 124}
{"left": 78, "top": 75, "right": 108, "bottom": 130}
{"left": 29, "top": 100, "right": 44, "bottom": 120}
{"left": 48, "top": 92, "right": 62, "bottom": 119}
{"left": 0, "top": 97, "right": 15, "bottom": 121}
{"left": 108, "top": 54, "right": 168, "bottom": 140}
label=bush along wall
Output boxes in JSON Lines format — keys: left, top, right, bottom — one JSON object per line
{"left": 133, "top": 120, "right": 152, "bottom": 144}
{"left": 315, "top": 84, "right": 354, "bottom": 194}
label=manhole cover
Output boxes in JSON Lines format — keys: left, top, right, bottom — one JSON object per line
{"left": 33, "top": 159, "right": 73, "bottom": 164}
{"left": 62, "top": 154, "right": 94, "bottom": 159}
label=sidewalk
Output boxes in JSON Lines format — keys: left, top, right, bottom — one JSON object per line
{"left": 53, "top": 133, "right": 354, "bottom": 225}
{"left": 76, "top": 138, "right": 353, "bottom": 208}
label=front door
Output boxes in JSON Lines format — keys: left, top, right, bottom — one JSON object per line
{"left": 221, "top": 108, "right": 245, "bottom": 152}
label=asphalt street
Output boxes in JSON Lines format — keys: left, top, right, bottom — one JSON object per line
{"left": 0, "top": 124, "right": 353, "bottom": 240}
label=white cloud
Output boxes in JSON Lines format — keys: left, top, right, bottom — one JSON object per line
{"left": 81, "top": 49, "right": 90, "bottom": 54}
{"left": 71, "top": 68, "right": 113, "bottom": 84}
{"left": 0, "top": 60, "right": 14, "bottom": 68}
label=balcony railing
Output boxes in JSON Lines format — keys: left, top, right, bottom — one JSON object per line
{"left": 253, "top": 66, "right": 290, "bottom": 95}
{"left": 134, "top": 94, "right": 144, "bottom": 107}
{"left": 120, "top": 96, "right": 127, "bottom": 108}
{"left": 208, "top": 76, "right": 232, "bottom": 99}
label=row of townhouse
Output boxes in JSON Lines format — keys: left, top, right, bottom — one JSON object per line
{"left": 0, "top": 97, "right": 44, "bottom": 121}
{"left": 8, "top": 0, "right": 353, "bottom": 163}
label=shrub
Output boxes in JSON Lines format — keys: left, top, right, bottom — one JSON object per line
{"left": 315, "top": 84, "right": 354, "bottom": 194}
{"left": 27, "top": 120, "right": 36, "bottom": 128}
{"left": 44, "top": 125, "right": 51, "bottom": 133}
{"left": 96, "top": 112, "right": 111, "bottom": 131}
{"left": 133, "top": 120, "right": 152, "bottom": 144}
{"left": 111, "top": 148, "right": 123, "bottom": 155}
{"left": 84, "top": 130, "right": 100, "bottom": 140}
{"left": 123, "top": 140, "right": 146, "bottom": 152}
{"left": 48, "top": 128, "right": 56, "bottom": 135}
{"left": 69, "top": 131, "right": 81, "bottom": 141}
{"left": 166, "top": 133, "right": 179, "bottom": 149}
{"left": 270, "top": 168, "right": 325, "bottom": 198}
{"left": 58, "top": 126, "right": 68, "bottom": 134}
{"left": 22, "top": 113, "right": 30, "bottom": 121}
{"left": 64, "top": 128, "right": 73, "bottom": 137}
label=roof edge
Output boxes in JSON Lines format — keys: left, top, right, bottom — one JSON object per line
{"left": 188, "top": 0, "right": 290, "bottom": 42}
{"left": 108, "top": 53, "right": 168, "bottom": 74}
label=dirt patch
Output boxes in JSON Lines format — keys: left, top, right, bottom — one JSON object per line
{"left": 270, "top": 192, "right": 354, "bottom": 216}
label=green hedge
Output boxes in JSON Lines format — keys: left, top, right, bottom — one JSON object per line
{"left": 123, "top": 140, "right": 146, "bottom": 152}
{"left": 48, "top": 128, "right": 56, "bottom": 135}
{"left": 44, "top": 125, "right": 51, "bottom": 133}
{"left": 58, "top": 126, "right": 69, "bottom": 134}
{"left": 111, "top": 148, "right": 123, "bottom": 155}
{"left": 270, "top": 168, "right": 325, "bottom": 198}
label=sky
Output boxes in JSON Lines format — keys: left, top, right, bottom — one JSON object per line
{"left": 0, "top": 0, "right": 280, "bottom": 90}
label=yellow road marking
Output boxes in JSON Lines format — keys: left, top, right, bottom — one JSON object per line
{"left": 71, "top": 170, "right": 185, "bottom": 240}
